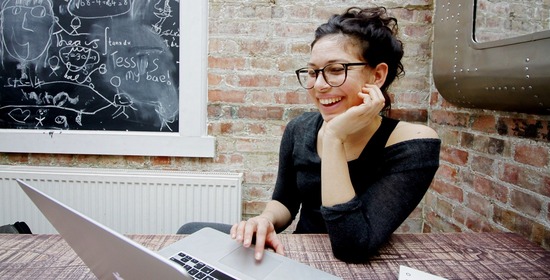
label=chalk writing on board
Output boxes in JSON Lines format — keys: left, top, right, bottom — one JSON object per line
{"left": 0, "top": 0, "right": 180, "bottom": 132}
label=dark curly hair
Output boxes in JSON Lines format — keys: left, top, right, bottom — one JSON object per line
{"left": 312, "top": 7, "right": 405, "bottom": 111}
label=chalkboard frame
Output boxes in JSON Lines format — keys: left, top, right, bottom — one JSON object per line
{"left": 0, "top": 1, "right": 214, "bottom": 158}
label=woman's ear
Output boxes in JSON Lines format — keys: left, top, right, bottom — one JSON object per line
{"left": 371, "top": 63, "right": 388, "bottom": 88}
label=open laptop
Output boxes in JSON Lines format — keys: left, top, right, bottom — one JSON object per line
{"left": 16, "top": 179, "right": 341, "bottom": 280}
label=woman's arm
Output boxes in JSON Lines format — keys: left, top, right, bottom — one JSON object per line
{"left": 321, "top": 139, "right": 440, "bottom": 263}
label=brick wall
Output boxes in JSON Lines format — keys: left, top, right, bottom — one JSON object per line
{"left": 1, "top": 0, "right": 549, "bottom": 249}
{"left": 426, "top": 0, "right": 550, "bottom": 250}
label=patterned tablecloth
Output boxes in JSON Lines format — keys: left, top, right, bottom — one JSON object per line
{"left": 0, "top": 232, "right": 549, "bottom": 279}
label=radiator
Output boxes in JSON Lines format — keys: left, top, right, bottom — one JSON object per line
{"left": 0, "top": 165, "right": 242, "bottom": 234}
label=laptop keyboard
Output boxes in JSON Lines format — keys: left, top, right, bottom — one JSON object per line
{"left": 170, "top": 252, "right": 236, "bottom": 280}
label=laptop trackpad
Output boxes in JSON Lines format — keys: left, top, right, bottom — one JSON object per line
{"left": 219, "top": 247, "right": 282, "bottom": 279}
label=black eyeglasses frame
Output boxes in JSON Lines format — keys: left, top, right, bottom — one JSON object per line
{"left": 295, "top": 62, "right": 368, "bottom": 89}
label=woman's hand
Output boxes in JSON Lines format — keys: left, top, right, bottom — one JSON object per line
{"left": 323, "top": 84, "right": 386, "bottom": 142}
{"left": 230, "top": 215, "right": 285, "bottom": 261}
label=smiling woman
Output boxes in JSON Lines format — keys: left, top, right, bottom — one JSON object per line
{"left": 182, "top": 6, "right": 441, "bottom": 263}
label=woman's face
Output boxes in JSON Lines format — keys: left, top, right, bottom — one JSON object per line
{"left": 307, "top": 35, "right": 371, "bottom": 122}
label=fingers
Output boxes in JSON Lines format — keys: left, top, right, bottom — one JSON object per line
{"left": 267, "top": 233, "right": 285, "bottom": 256}
{"left": 231, "top": 217, "right": 282, "bottom": 261}
{"left": 359, "top": 84, "right": 385, "bottom": 111}
{"left": 254, "top": 222, "right": 268, "bottom": 260}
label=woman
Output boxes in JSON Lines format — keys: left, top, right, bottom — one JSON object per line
{"left": 182, "top": 6, "right": 440, "bottom": 263}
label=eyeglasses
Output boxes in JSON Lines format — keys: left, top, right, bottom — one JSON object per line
{"left": 295, "top": 62, "right": 368, "bottom": 89}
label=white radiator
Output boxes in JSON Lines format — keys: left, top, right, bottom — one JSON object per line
{"left": 0, "top": 165, "right": 242, "bottom": 234}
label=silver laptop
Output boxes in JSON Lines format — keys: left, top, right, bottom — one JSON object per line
{"left": 16, "top": 179, "right": 340, "bottom": 280}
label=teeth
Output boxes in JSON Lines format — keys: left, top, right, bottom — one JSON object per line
{"left": 319, "top": 97, "right": 342, "bottom": 105}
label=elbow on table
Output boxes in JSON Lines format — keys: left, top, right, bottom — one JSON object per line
{"left": 331, "top": 241, "right": 380, "bottom": 263}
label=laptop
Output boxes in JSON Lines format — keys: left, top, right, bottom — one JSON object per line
{"left": 16, "top": 179, "right": 341, "bottom": 280}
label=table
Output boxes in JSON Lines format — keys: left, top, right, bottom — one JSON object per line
{"left": 0, "top": 232, "right": 549, "bottom": 279}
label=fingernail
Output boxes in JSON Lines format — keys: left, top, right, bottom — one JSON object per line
{"left": 255, "top": 252, "right": 262, "bottom": 260}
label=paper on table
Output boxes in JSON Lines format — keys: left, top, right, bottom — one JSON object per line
{"left": 398, "top": 265, "right": 448, "bottom": 280}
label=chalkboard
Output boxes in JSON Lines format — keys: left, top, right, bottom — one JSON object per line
{"left": 0, "top": 0, "right": 180, "bottom": 132}
{"left": 0, "top": 1, "right": 214, "bottom": 157}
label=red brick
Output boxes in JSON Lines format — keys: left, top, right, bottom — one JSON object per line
{"left": 207, "top": 73, "right": 223, "bottom": 86}
{"left": 514, "top": 143, "right": 548, "bottom": 167}
{"left": 402, "top": 25, "right": 430, "bottom": 38}
{"left": 471, "top": 115, "right": 497, "bottom": 133}
{"left": 497, "top": 117, "right": 550, "bottom": 142}
{"left": 435, "top": 164, "right": 459, "bottom": 183}
{"left": 431, "top": 179, "right": 464, "bottom": 202}
{"left": 493, "top": 206, "right": 535, "bottom": 237}
{"left": 214, "top": 154, "right": 244, "bottom": 165}
{"left": 472, "top": 175, "right": 508, "bottom": 203}
{"left": 238, "top": 75, "right": 281, "bottom": 87}
{"left": 440, "top": 146, "right": 469, "bottom": 165}
{"left": 464, "top": 212, "right": 495, "bottom": 232}
{"left": 501, "top": 163, "right": 519, "bottom": 184}
{"left": 452, "top": 205, "right": 468, "bottom": 226}
{"left": 209, "top": 90, "right": 246, "bottom": 103}
{"left": 438, "top": 129, "right": 461, "bottom": 146}
{"left": 510, "top": 190, "right": 543, "bottom": 218}
{"left": 274, "top": 91, "right": 311, "bottom": 105}
{"left": 207, "top": 104, "right": 232, "bottom": 120}
{"left": 436, "top": 197, "right": 454, "bottom": 218}
{"left": 208, "top": 56, "right": 246, "bottom": 70}
{"left": 430, "top": 110, "right": 470, "bottom": 127}
{"left": 247, "top": 123, "right": 267, "bottom": 135}
{"left": 467, "top": 192, "right": 492, "bottom": 216}
{"left": 6, "top": 153, "right": 29, "bottom": 164}
{"left": 389, "top": 108, "right": 428, "bottom": 122}
{"left": 152, "top": 156, "right": 171, "bottom": 166}
{"left": 461, "top": 133, "right": 508, "bottom": 156}
{"left": 26, "top": 155, "right": 47, "bottom": 165}
{"left": 471, "top": 155, "right": 495, "bottom": 176}
{"left": 424, "top": 211, "right": 462, "bottom": 232}
{"left": 236, "top": 106, "right": 284, "bottom": 120}
{"left": 501, "top": 163, "right": 550, "bottom": 197}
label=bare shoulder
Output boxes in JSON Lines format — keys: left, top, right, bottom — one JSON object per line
{"left": 386, "top": 121, "right": 439, "bottom": 147}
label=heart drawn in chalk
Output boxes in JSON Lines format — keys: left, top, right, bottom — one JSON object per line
{"left": 8, "top": 108, "right": 31, "bottom": 123}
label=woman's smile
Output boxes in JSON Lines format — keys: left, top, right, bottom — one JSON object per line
{"left": 319, "top": 97, "right": 343, "bottom": 105}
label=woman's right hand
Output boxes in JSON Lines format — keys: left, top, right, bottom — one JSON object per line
{"left": 230, "top": 215, "right": 285, "bottom": 261}
{"left": 323, "top": 84, "right": 386, "bottom": 143}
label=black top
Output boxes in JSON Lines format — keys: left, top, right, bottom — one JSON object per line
{"left": 272, "top": 112, "right": 441, "bottom": 262}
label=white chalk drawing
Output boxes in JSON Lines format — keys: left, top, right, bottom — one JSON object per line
{"left": 0, "top": 0, "right": 180, "bottom": 132}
